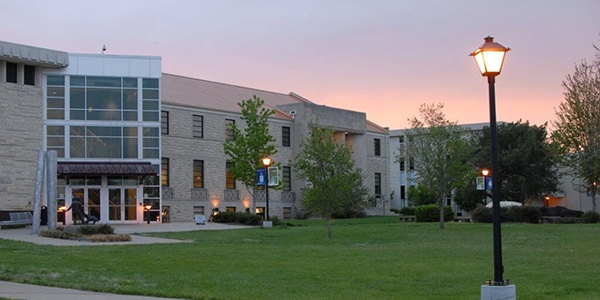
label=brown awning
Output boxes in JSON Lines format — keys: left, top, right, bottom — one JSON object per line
{"left": 57, "top": 162, "right": 157, "bottom": 176}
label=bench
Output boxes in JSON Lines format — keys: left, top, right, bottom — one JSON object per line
{"left": 398, "top": 215, "right": 416, "bottom": 222}
{"left": 540, "top": 216, "right": 561, "bottom": 224}
{"left": 454, "top": 216, "right": 472, "bottom": 222}
{"left": 0, "top": 211, "right": 33, "bottom": 229}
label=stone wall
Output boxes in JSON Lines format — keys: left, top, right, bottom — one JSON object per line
{"left": 0, "top": 82, "right": 43, "bottom": 210}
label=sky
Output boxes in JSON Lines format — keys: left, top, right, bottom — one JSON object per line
{"left": 2, "top": 0, "right": 599, "bottom": 130}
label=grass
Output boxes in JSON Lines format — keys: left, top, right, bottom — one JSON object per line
{"left": 0, "top": 217, "right": 599, "bottom": 299}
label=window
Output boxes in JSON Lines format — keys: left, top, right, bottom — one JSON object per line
{"left": 24, "top": 65, "right": 36, "bottom": 86}
{"left": 409, "top": 157, "right": 415, "bottom": 170}
{"left": 193, "top": 160, "right": 204, "bottom": 188}
{"left": 226, "top": 161, "right": 235, "bottom": 189}
{"left": 282, "top": 166, "right": 291, "bottom": 191}
{"left": 143, "top": 127, "right": 159, "bottom": 159}
{"left": 46, "top": 75, "right": 65, "bottom": 120}
{"left": 374, "top": 138, "right": 381, "bottom": 156}
{"left": 226, "top": 206, "right": 236, "bottom": 212}
{"left": 161, "top": 158, "right": 169, "bottom": 187}
{"left": 161, "top": 111, "right": 169, "bottom": 135}
{"left": 400, "top": 185, "right": 406, "bottom": 199}
{"left": 225, "top": 119, "right": 235, "bottom": 141}
{"left": 46, "top": 126, "right": 65, "bottom": 158}
{"left": 399, "top": 157, "right": 405, "bottom": 171}
{"left": 283, "top": 207, "right": 292, "bottom": 219}
{"left": 399, "top": 135, "right": 405, "bottom": 143}
{"left": 374, "top": 173, "right": 381, "bottom": 195}
{"left": 6, "top": 62, "right": 17, "bottom": 83}
{"left": 70, "top": 76, "right": 141, "bottom": 121}
{"left": 193, "top": 115, "right": 203, "bottom": 138}
{"left": 282, "top": 126, "right": 291, "bottom": 147}
{"left": 142, "top": 78, "right": 159, "bottom": 121}
{"left": 193, "top": 206, "right": 205, "bottom": 216}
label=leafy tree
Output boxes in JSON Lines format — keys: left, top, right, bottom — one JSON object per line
{"left": 223, "top": 96, "right": 277, "bottom": 212}
{"left": 472, "top": 121, "right": 559, "bottom": 205}
{"left": 551, "top": 45, "right": 600, "bottom": 212}
{"left": 407, "top": 184, "right": 437, "bottom": 206}
{"left": 292, "top": 124, "right": 368, "bottom": 239}
{"left": 399, "top": 103, "right": 472, "bottom": 229}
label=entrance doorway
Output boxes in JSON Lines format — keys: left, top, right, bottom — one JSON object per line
{"left": 109, "top": 187, "right": 138, "bottom": 221}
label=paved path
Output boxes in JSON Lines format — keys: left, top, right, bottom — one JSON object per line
{"left": 0, "top": 222, "right": 254, "bottom": 299}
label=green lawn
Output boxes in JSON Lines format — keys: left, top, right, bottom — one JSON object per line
{"left": 0, "top": 217, "right": 599, "bottom": 300}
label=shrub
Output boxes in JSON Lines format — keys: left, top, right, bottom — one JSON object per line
{"left": 507, "top": 206, "right": 541, "bottom": 223}
{"left": 79, "top": 224, "right": 114, "bottom": 235}
{"left": 389, "top": 208, "right": 401, "bottom": 214}
{"left": 472, "top": 207, "right": 493, "bottom": 223}
{"left": 39, "top": 228, "right": 82, "bottom": 240}
{"left": 582, "top": 211, "right": 600, "bottom": 223}
{"left": 270, "top": 216, "right": 283, "bottom": 226}
{"left": 399, "top": 207, "right": 416, "bottom": 215}
{"left": 212, "top": 211, "right": 262, "bottom": 225}
{"left": 415, "top": 204, "right": 454, "bottom": 222}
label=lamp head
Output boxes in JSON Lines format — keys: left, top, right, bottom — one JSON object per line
{"left": 482, "top": 169, "right": 490, "bottom": 176}
{"left": 470, "top": 36, "right": 510, "bottom": 77}
{"left": 262, "top": 155, "right": 272, "bottom": 167}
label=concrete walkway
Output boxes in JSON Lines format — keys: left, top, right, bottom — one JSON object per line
{"left": 0, "top": 222, "right": 254, "bottom": 299}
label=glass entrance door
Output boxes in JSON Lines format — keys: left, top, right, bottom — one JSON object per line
{"left": 71, "top": 187, "right": 101, "bottom": 223}
{"left": 108, "top": 188, "right": 122, "bottom": 221}
{"left": 109, "top": 187, "right": 139, "bottom": 222}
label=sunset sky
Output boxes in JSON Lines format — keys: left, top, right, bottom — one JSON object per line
{"left": 2, "top": 0, "right": 599, "bottom": 130}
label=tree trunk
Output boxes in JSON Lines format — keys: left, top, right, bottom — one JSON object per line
{"left": 327, "top": 214, "right": 332, "bottom": 240}
{"left": 439, "top": 201, "right": 445, "bottom": 229}
{"left": 592, "top": 191, "right": 597, "bottom": 212}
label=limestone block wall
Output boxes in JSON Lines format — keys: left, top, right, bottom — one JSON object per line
{"left": 0, "top": 83, "right": 43, "bottom": 210}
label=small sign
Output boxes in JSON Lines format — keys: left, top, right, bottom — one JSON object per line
{"left": 476, "top": 177, "right": 485, "bottom": 190}
{"left": 486, "top": 177, "right": 493, "bottom": 189}
{"left": 256, "top": 168, "right": 266, "bottom": 186}
{"left": 268, "top": 167, "right": 279, "bottom": 186}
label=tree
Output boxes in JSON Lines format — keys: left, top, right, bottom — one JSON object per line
{"left": 551, "top": 45, "right": 600, "bottom": 212}
{"left": 399, "top": 103, "right": 472, "bottom": 229}
{"left": 223, "top": 96, "right": 277, "bottom": 213}
{"left": 407, "top": 183, "right": 437, "bottom": 206}
{"left": 292, "top": 125, "right": 368, "bottom": 239}
{"left": 473, "top": 121, "right": 559, "bottom": 205}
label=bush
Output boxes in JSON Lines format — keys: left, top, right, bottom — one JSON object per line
{"left": 583, "top": 211, "right": 600, "bottom": 223}
{"left": 389, "top": 208, "right": 401, "bottom": 214}
{"left": 399, "top": 207, "right": 416, "bottom": 215}
{"left": 507, "top": 206, "right": 541, "bottom": 223}
{"left": 415, "top": 204, "right": 454, "bottom": 222}
{"left": 212, "top": 211, "right": 262, "bottom": 225}
{"left": 472, "top": 207, "right": 493, "bottom": 223}
{"left": 269, "top": 216, "right": 283, "bottom": 226}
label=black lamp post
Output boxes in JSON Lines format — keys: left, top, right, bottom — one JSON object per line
{"left": 471, "top": 36, "right": 510, "bottom": 286}
{"left": 262, "top": 155, "right": 272, "bottom": 221}
{"left": 145, "top": 204, "right": 152, "bottom": 224}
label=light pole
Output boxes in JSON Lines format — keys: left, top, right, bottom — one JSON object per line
{"left": 262, "top": 155, "right": 272, "bottom": 222}
{"left": 471, "top": 36, "right": 515, "bottom": 298}
{"left": 145, "top": 204, "right": 152, "bottom": 224}
{"left": 482, "top": 169, "right": 490, "bottom": 205}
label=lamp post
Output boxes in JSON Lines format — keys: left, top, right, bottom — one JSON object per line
{"left": 145, "top": 204, "right": 152, "bottom": 224}
{"left": 262, "top": 155, "right": 272, "bottom": 222}
{"left": 482, "top": 169, "right": 490, "bottom": 206}
{"left": 471, "top": 36, "right": 515, "bottom": 298}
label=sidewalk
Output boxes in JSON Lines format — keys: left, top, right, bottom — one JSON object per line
{"left": 0, "top": 222, "right": 254, "bottom": 299}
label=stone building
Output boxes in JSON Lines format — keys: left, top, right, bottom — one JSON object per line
{"left": 1, "top": 40, "right": 389, "bottom": 224}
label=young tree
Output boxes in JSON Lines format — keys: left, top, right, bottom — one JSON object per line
{"left": 399, "top": 103, "right": 472, "bottom": 229}
{"left": 292, "top": 125, "right": 368, "bottom": 240}
{"left": 551, "top": 45, "right": 600, "bottom": 212}
{"left": 223, "top": 96, "right": 277, "bottom": 212}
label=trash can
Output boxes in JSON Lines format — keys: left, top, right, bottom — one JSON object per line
{"left": 40, "top": 206, "right": 48, "bottom": 225}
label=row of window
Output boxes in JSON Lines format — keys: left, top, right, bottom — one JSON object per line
{"left": 46, "top": 76, "right": 159, "bottom": 122}
{"left": 161, "top": 158, "right": 292, "bottom": 191}
{"left": 3, "top": 61, "right": 36, "bottom": 86}
{"left": 160, "top": 110, "right": 292, "bottom": 147}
